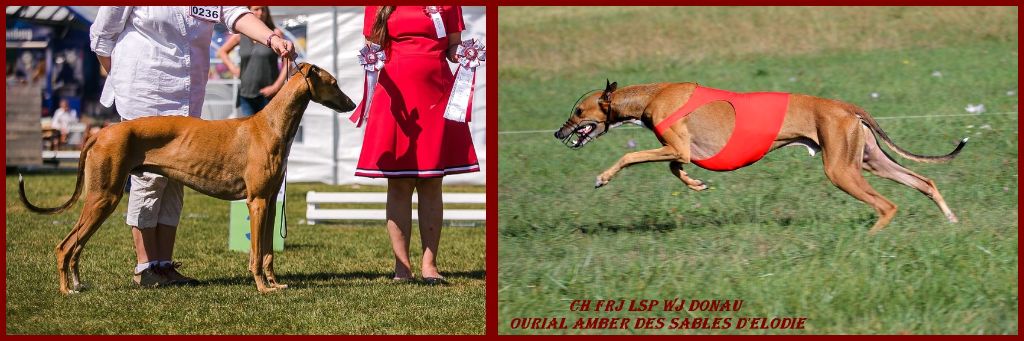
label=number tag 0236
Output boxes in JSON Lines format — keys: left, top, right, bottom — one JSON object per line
{"left": 189, "top": 6, "right": 221, "bottom": 22}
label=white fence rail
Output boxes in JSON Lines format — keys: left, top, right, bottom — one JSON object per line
{"left": 305, "top": 191, "right": 485, "bottom": 225}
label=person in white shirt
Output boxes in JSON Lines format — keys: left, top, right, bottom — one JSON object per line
{"left": 90, "top": 6, "right": 295, "bottom": 287}
{"left": 50, "top": 98, "right": 78, "bottom": 148}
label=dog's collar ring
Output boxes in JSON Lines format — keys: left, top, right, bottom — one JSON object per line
{"left": 599, "top": 97, "right": 616, "bottom": 121}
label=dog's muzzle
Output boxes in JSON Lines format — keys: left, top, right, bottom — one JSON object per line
{"left": 556, "top": 120, "right": 603, "bottom": 149}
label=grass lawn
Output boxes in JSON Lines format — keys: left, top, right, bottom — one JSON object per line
{"left": 498, "top": 6, "right": 1017, "bottom": 334}
{"left": 6, "top": 175, "right": 485, "bottom": 334}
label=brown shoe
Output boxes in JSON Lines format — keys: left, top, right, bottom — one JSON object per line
{"left": 157, "top": 262, "right": 200, "bottom": 286}
{"left": 133, "top": 267, "right": 170, "bottom": 287}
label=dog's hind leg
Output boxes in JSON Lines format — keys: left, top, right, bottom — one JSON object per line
{"left": 57, "top": 153, "right": 126, "bottom": 294}
{"left": 668, "top": 161, "right": 707, "bottom": 191}
{"left": 57, "top": 189, "right": 123, "bottom": 294}
{"left": 860, "top": 126, "right": 958, "bottom": 223}
{"left": 820, "top": 118, "right": 898, "bottom": 234}
{"left": 596, "top": 146, "right": 682, "bottom": 188}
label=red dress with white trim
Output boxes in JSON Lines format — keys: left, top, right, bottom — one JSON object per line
{"left": 353, "top": 6, "right": 480, "bottom": 178}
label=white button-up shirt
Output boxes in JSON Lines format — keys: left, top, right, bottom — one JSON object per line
{"left": 90, "top": 6, "right": 250, "bottom": 119}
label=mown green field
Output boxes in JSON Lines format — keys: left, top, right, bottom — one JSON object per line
{"left": 6, "top": 175, "right": 485, "bottom": 334}
{"left": 498, "top": 7, "right": 1017, "bottom": 334}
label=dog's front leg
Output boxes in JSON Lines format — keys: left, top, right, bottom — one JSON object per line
{"left": 247, "top": 197, "right": 276, "bottom": 293}
{"left": 669, "top": 161, "right": 707, "bottom": 191}
{"left": 596, "top": 146, "right": 681, "bottom": 188}
{"left": 656, "top": 125, "right": 707, "bottom": 191}
{"left": 262, "top": 193, "right": 287, "bottom": 290}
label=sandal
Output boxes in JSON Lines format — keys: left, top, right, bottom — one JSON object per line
{"left": 422, "top": 276, "right": 448, "bottom": 285}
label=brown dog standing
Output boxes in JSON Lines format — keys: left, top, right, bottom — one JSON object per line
{"left": 19, "top": 63, "right": 356, "bottom": 294}
{"left": 556, "top": 81, "right": 966, "bottom": 233}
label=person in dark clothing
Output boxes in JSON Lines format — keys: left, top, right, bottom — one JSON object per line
{"left": 217, "top": 6, "right": 289, "bottom": 117}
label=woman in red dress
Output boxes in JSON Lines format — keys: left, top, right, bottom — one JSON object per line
{"left": 355, "top": 6, "right": 479, "bottom": 284}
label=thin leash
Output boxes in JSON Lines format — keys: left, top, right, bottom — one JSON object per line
{"left": 276, "top": 60, "right": 326, "bottom": 240}
{"left": 278, "top": 178, "right": 287, "bottom": 240}
{"left": 278, "top": 59, "right": 310, "bottom": 240}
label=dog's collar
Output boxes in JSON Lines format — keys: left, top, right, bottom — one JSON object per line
{"left": 292, "top": 61, "right": 320, "bottom": 103}
{"left": 600, "top": 94, "right": 621, "bottom": 122}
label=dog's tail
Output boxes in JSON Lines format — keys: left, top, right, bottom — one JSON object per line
{"left": 18, "top": 135, "right": 95, "bottom": 214}
{"left": 855, "top": 109, "right": 968, "bottom": 163}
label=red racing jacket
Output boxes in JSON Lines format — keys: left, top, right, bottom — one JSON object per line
{"left": 653, "top": 86, "right": 790, "bottom": 172}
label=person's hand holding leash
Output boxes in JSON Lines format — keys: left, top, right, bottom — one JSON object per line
{"left": 268, "top": 33, "right": 296, "bottom": 60}
{"left": 232, "top": 11, "right": 296, "bottom": 60}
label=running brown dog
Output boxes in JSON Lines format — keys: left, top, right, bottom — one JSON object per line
{"left": 555, "top": 81, "right": 966, "bottom": 233}
{"left": 19, "top": 63, "right": 355, "bottom": 294}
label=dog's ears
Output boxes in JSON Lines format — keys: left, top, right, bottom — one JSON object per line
{"left": 601, "top": 79, "right": 618, "bottom": 101}
{"left": 287, "top": 62, "right": 304, "bottom": 78}
{"left": 598, "top": 79, "right": 617, "bottom": 114}
{"left": 605, "top": 79, "right": 618, "bottom": 92}
{"left": 289, "top": 62, "right": 317, "bottom": 79}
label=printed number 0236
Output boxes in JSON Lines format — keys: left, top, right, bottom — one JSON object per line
{"left": 192, "top": 7, "right": 219, "bottom": 19}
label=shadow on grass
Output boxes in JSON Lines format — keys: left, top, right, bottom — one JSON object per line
{"left": 515, "top": 207, "right": 822, "bottom": 236}
{"left": 574, "top": 221, "right": 681, "bottom": 234}
{"left": 200, "top": 270, "right": 486, "bottom": 288}
{"left": 274, "top": 242, "right": 317, "bottom": 251}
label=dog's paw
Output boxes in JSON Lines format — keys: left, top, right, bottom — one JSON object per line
{"left": 595, "top": 176, "right": 608, "bottom": 188}
{"left": 688, "top": 180, "right": 708, "bottom": 191}
{"left": 258, "top": 286, "right": 285, "bottom": 293}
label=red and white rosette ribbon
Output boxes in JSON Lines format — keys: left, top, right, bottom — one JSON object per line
{"left": 443, "top": 39, "right": 485, "bottom": 123}
{"left": 424, "top": 6, "right": 446, "bottom": 39}
{"left": 350, "top": 43, "right": 386, "bottom": 127}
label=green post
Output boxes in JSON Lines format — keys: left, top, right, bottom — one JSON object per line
{"left": 229, "top": 185, "right": 285, "bottom": 252}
